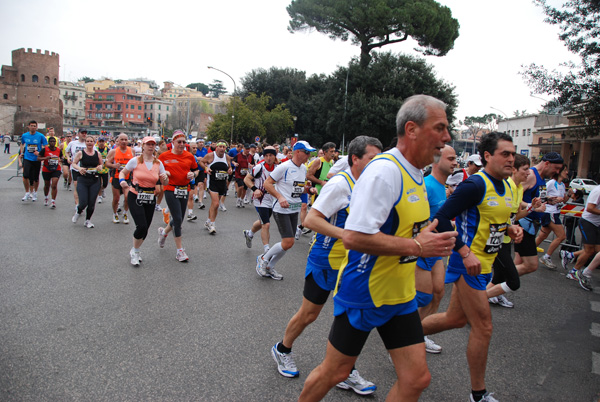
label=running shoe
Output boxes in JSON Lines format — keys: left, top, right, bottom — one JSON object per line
{"left": 576, "top": 270, "right": 593, "bottom": 291}
{"left": 162, "top": 208, "right": 170, "bottom": 224}
{"left": 130, "top": 249, "right": 141, "bottom": 266}
{"left": 424, "top": 336, "right": 442, "bottom": 354}
{"left": 117, "top": 207, "right": 122, "bottom": 213}
{"left": 21, "top": 193, "right": 30, "bottom": 201}
{"left": 113, "top": 213, "right": 120, "bottom": 224}
{"left": 44, "top": 198, "right": 49, "bottom": 206}
{"left": 488, "top": 297, "right": 499, "bottom": 304}
{"left": 204, "top": 220, "right": 211, "bottom": 230}
{"left": 560, "top": 250, "right": 575, "bottom": 270}
{"left": 122, "top": 213, "right": 129, "bottom": 224}
{"left": 496, "top": 294, "right": 514, "bottom": 308}
{"left": 68, "top": 184, "right": 72, "bottom": 191}
{"left": 236, "top": 199, "right": 242, "bottom": 208}
{"left": 208, "top": 222, "right": 216, "bottom": 235}
{"left": 63, "top": 180, "right": 68, "bottom": 189}
{"left": 336, "top": 368, "right": 377, "bottom": 395}
{"left": 470, "top": 391, "right": 499, "bottom": 402}
{"left": 267, "top": 266, "right": 283, "bottom": 280}
{"left": 50, "top": 201, "right": 56, "bottom": 209}
{"left": 157, "top": 227, "right": 167, "bottom": 248}
{"left": 295, "top": 226, "right": 302, "bottom": 240}
{"left": 539, "top": 256, "right": 557, "bottom": 270}
{"left": 566, "top": 268, "right": 578, "bottom": 280}
{"left": 176, "top": 249, "right": 189, "bottom": 262}
{"left": 219, "top": 202, "right": 227, "bottom": 212}
{"left": 302, "top": 227, "right": 312, "bottom": 235}
{"left": 256, "top": 254, "right": 269, "bottom": 277}
{"left": 154, "top": 204, "right": 162, "bottom": 212}
{"left": 244, "top": 230, "right": 253, "bottom": 248}
{"left": 193, "top": 195, "right": 199, "bottom": 202}
{"left": 97, "top": 195, "right": 102, "bottom": 204}
{"left": 31, "top": 192, "right": 37, "bottom": 202}
{"left": 72, "top": 211, "right": 81, "bottom": 224}
{"left": 187, "top": 214, "right": 197, "bottom": 222}
{"left": 84, "top": 220, "right": 95, "bottom": 228}
{"left": 198, "top": 202, "right": 205, "bottom": 209}
{"left": 243, "top": 197, "right": 250, "bottom": 204}
{"left": 271, "top": 344, "right": 299, "bottom": 378}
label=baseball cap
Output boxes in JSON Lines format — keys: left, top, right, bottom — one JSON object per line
{"left": 243, "top": 143, "right": 250, "bottom": 149}
{"left": 249, "top": 144, "right": 257, "bottom": 149}
{"left": 79, "top": 128, "right": 87, "bottom": 133}
{"left": 97, "top": 137, "right": 106, "bottom": 142}
{"left": 541, "top": 152, "right": 564, "bottom": 164}
{"left": 467, "top": 154, "right": 482, "bottom": 167}
{"left": 142, "top": 136, "right": 156, "bottom": 144}
{"left": 293, "top": 140, "right": 316, "bottom": 152}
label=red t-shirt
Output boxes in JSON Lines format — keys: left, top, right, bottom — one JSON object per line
{"left": 234, "top": 153, "right": 254, "bottom": 179}
{"left": 158, "top": 150, "right": 198, "bottom": 191}
{"left": 40, "top": 146, "right": 61, "bottom": 173}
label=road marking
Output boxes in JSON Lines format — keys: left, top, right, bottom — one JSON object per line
{"left": 592, "top": 323, "right": 600, "bottom": 338}
{"left": 593, "top": 352, "right": 600, "bottom": 375}
{"left": 591, "top": 301, "right": 600, "bottom": 313}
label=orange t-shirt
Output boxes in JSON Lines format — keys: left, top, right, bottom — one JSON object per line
{"left": 158, "top": 150, "right": 198, "bottom": 192}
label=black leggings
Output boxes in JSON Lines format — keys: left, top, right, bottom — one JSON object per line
{"left": 491, "top": 242, "right": 520, "bottom": 291}
{"left": 164, "top": 191, "right": 187, "bottom": 237}
{"left": 76, "top": 175, "right": 100, "bottom": 220}
{"left": 127, "top": 191, "right": 156, "bottom": 240}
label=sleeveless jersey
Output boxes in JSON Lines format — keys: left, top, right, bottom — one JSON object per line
{"left": 522, "top": 167, "right": 546, "bottom": 222}
{"left": 209, "top": 152, "right": 229, "bottom": 183}
{"left": 334, "top": 153, "right": 430, "bottom": 308}
{"left": 449, "top": 171, "right": 512, "bottom": 274}
{"left": 312, "top": 156, "right": 333, "bottom": 194}
{"left": 41, "top": 147, "right": 61, "bottom": 173}
{"left": 96, "top": 146, "right": 109, "bottom": 174}
{"left": 307, "top": 171, "right": 354, "bottom": 271}
{"left": 504, "top": 177, "right": 523, "bottom": 244}
{"left": 113, "top": 147, "right": 134, "bottom": 179}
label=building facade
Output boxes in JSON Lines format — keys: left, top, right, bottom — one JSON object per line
{"left": 497, "top": 115, "right": 537, "bottom": 157}
{"left": 84, "top": 87, "right": 145, "bottom": 128}
{"left": 60, "top": 81, "right": 86, "bottom": 130}
{"left": 143, "top": 97, "right": 174, "bottom": 131}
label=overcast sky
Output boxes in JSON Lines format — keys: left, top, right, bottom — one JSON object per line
{"left": 1, "top": 0, "right": 574, "bottom": 123}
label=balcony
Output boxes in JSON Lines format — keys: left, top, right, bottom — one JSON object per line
{"left": 64, "top": 95, "right": 78, "bottom": 101}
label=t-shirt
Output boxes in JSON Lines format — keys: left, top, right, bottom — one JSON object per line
{"left": 582, "top": 186, "right": 600, "bottom": 226}
{"left": 196, "top": 147, "right": 208, "bottom": 159}
{"left": 66, "top": 140, "right": 87, "bottom": 169}
{"left": 328, "top": 156, "right": 349, "bottom": 177}
{"left": 39, "top": 147, "right": 61, "bottom": 172}
{"left": 158, "top": 150, "right": 198, "bottom": 191}
{"left": 234, "top": 152, "right": 253, "bottom": 179}
{"left": 545, "top": 179, "right": 566, "bottom": 214}
{"left": 269, "top": 159, "right": 307, "bottom": 214}
{"left": 251, "top": 162, "right": 276, "bottom": 208}
{"left": 21, "top": 132, "right": 48, "bottom": 162}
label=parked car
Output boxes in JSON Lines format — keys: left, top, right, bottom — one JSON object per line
{"left": 569, "top": 178, "right": 598, "bottom": 194}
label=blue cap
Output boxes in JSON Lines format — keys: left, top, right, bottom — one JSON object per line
{"left": 293, "top": 140, "right": 316, "bottom": 152}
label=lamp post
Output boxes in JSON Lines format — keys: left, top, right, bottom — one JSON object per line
{"left": 208, "top": 66, "right": 236, "bottom": 144}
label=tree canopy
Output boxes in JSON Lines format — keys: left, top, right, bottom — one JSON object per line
{"left": 186, "top": 82, "right": 210, "bottom": 95}
{"left": 79, "top": 76, "right": 94, "bottom": 83}
{"left": 209, "top": 80, "right": 228, "bottom": 98}
{"left": 522, "top": 0, "right": 599, "bottom": 137}
{"left": 287, "top": 0, "right": 460, "bottom": 67}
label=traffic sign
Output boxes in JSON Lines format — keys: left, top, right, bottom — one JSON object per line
{"left": 255, "top": 136, "right": 260, "bottom": 142}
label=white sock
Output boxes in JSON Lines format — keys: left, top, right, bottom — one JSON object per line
{"left": 263, "top": 244, "right": 270, "bottom": 253}
{"left": 500, "top": 282, "right": 512, "bottom": 293}
{"left": 264, "top": 242, "right": 287, "bottom": 268}
{"left": 247, "top": 230, "right": 254, "bottom": 238}
{"left": 188, "top": 209, "right": 193, "bottom": 215}
{"left": 583, "top": 267, "right": 592, "bottom": 277}
{"left": 544, "top": 254, "right": 551, "bottom": 259}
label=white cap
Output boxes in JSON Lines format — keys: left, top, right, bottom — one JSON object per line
{"left": 467, "top": 154, "right": 482, "bottom": 167}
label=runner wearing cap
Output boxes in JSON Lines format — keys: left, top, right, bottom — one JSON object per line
{"left": 256, "top": 140, "right": 318, "bottom": 280}
{"left": 119, "top": 137, "right": 169, "bottom": 266}
{"left": 195, "top": 139, "right": 208, "bottom": 209}
{"left": 446, "top": 153, "right": 482, "bottom": 192}
{"left": 156, "top": 130, "right": 199, "bottom": 262}
{"left": 198, "top": 140, "right": 233, "bottom": 234}
{"left": 65, "top": 129, "right": 88, "bottom": 207}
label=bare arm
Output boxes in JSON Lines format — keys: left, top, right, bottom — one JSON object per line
{"left": 306, "top": 159, "right": 323, "bottom": 187}
{"left": 304, "top": 208, "right": 344, "bottom": 240}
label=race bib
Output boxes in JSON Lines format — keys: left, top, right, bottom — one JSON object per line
{"left": 27, "top": 144, "right": 37, "bottom": 153}
{"left": 288, "top": 202, "right": 302, "bottom": 211}
{"left": 291, "top": 181, "right": 305, "bottom": 198}
{"left": 215, "top": 171, "right": 228, "bottom": 180}
{"left": 484, "top": 223, "right": 508, "bottom": 254}
{"left": 399, "top": 219, "right": 429, "bottom": 264}
{"left": 174, "top": 186, "right": 188, "bottom": 199}
{"left": 48, "top": 157, "right": 59, "bottom": 166}
{"left": 240, "top": 168, "right": 249, "bottom": 176}
{"left": 137, "top": 191, "right": 155, "bottom": 204}
{"left": 86, "top": 168, "right": 98, "bottom": 176}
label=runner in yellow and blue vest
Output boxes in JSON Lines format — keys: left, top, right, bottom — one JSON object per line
{"left": 95, "top": 137, "right": 110, "bottom": 203}
{"left": 422, "top": 132, "right": 524, "bottom": 402}
{"left": 270, "top": 136, "right": 382, "bottom": 396}
{"left": 299, "top": 95, "right": 456, "bottom": 402}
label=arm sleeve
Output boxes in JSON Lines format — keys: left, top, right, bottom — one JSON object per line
{"left": 433, "top": 176, "right": 486, "bottom": 250}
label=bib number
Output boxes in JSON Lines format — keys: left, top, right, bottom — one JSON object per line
{"left": 27, "top": 144, "right": 37, "bottom": 153}
{"left": 215, "top": 171, "right": 228, "bottom": 180}
{"left": 137, "top": 191, "right": 155, "bottom": 204}
{"left": 288, "top": 202, "right": 301, "bottom": 211}
{"left": 240, "top": 168, "right": 249, "bottom": 176}
{"left": 484, "top": 223, "right": 508, "bottom": 254}
{"left": 174, "top": 186, "right": 188, "bottom": 199}
{"left": 291, "top": 181, "right": 305, "bottom": 198}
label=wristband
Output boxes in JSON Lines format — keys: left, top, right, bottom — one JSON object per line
{"left": 251, "top": 186, "right": 258, "bottom": 191}
{"left": 119, "top": 179, "right": 126, "bottom": 183}
{"left": 526, "top": 203, "right": 533, "bottom": 213}
{"left": 413, "top": 238, "right": 423, "bottom": 256}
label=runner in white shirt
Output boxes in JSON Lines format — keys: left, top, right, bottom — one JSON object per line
{"left": 256, "top": 141, "right": 317, "bottom": 280}
{"left": 65, "top": 129, "right": 88, "bottom": 207}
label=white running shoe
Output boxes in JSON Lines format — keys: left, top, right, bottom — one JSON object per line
{"left": 176, "top": 249, "right": 189, "bottom": 262}
{"left": 50, "top": 201, "right": 56, "bottom": 209}
{"left": 496, "top": 294, "right": 514, "bottom": 308}
{"left": 31, "top": 192, "right": 37, "bottom": 202}
{"left": 488, "top": 297, "right": 499, "bottom": 304}
{"left": 219, "top": 202, "right": 227, "bottom": 212}
{"left": 154, "top": 204, "right": 162, "bottom": 211}
{"left": 266, "top": 266, "right": 283, "bottom": 280}
{"left": 560, "top": 250, "right": 575, "bottom": 270}
{"left": 244, "top": 230, "right": 253, "bottom": 248}
{"left": 97, "top": 195, "right": 103, "bottom": 204}
{"left": 271, "top": 344, "right": 299, "bottom": 378}
{"left": 187, "top": 214, "right": 198, "bottom": 222}
{"left": 84, "top": 220, "right": 94, "bottom": 228}
{"left": 198, "top": 202, "right": 205, "bottom": 210}
{"left": 44, "top": 197, "right": 49, "bottom": 206}
{"left": 130, "top": 249, "right": 141, "bottom": 266}
{"left": 470, "top": 391, "right": 499, "bottom": 402}
{"left": 295, "top": 226, "right": 302, "bottom": 240}
{"left": 122, "top": 213, "right": 129, "bottom": 224}
{"left": 539, "top": 256, "right": 557, "bottom": 270}
{"left": 424, "top": 336, "right": 442, "bottom": 354}
{"left": 72, "top": 211, "right": 81, "bottom": 224}
{"left": 112, "top": 213, "right": 120, "bottom": 224}
{"left": 256, "top": 254, "right": 269, "bottom": 277}
{"left": 21, "top": 193, "right": 30, "bottom": 201}
{"left": 208, "top": 222, "right": 216, "bottom": 235}
{"left": 157, "top": 227, "right": 167, "bottom": 248}
{"left": 336, "top": 368, "right": 377, "bottom": 395}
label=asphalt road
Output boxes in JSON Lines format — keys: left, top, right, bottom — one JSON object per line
{"left": 0, "top": 150, "right": 599, "bottom": 401}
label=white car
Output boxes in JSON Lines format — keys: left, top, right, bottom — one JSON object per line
{"left": 569, "top": 178, "right": 598, "bottom": 194}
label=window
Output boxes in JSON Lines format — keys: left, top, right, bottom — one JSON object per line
{"left": 144, "top": 105, "right": 147, "bottom": 110}
{"left": 117, "top": 104, "right": 121, "bottom": 110}
{"left": 137, "top": 115, "right": 141, "bottom": 119}
{"left": 88, "top": 113, "right": 92, "bottom": 118}
{"left": 20, "top": 74, "right": 25, "bottom": 82}
{"left": 44, "top": 76, "right": 49, "bottom": 84}
{"left": 32, "top": 75, "right": 38, "bottom": 83}
{"left": 516, "top": 130, "right": 519, "bottom": 137}
{"left": 527, "top": 128, "right": 531, "bottom": 136}
{"left": 158, "top": 105, "right": 161, "bottom": 110}
{"left": 167, "top": 106, "right": 169, "bottom": 111}
{"left": 138, "top": 106, "right": 141, "bottom": 110}
{"left": 54, "top": 78, "right": 57, "bottom": 85}
{"left": 3, "top": 94, "right": 7, "bottom": 100}
{"left": 126, "top": 104, "right": 128, "bottom": 109}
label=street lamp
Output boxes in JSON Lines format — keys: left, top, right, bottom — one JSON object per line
{"left": 208, "top": 66, "right": 236, "bottom": 144}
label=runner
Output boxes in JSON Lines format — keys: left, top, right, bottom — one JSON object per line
{"left": 60, "top": 132, "right": 73, "bottom": 190}
{"left": 256, "top": 141, "right": 318, "bottom": 281}
{"left": 298, "top": 95, "right": 455, "bottom": 401}
{"left": 232, "top": 144, "right": 254, "bottom": 208}
{"left": 95, "top": 137, "right": 110, "bottom": 204}
{"left": 271, "top": 136, "right": 381, "bottom": 396}
{"left": 65, "top": 129, "right": 88, "bottom": 207}
{"left": 71, "top": 136, "right": 103, "bottom": 228}
{"left": 195, "top": 139, "right": 208, "bottom": 209}
{"left": 422, "top": 132, "right": 523, "bottom": 402}
{"left": 38, "top": 136, "right": 62, "bottom": 208}
{"left": 199, "top": 140, "right": 233, "bottom": 234}
{"left": 242, "top": 146, "right": 278, "bottom": 253}
{"left": 106, "top": 133, "right": 134, "bottom": 224}
{"left": 156, "top": 130, "right": 199, "bottom": 261}
{"left": 119, "top": 137, "right": 169, "bottom": 266}
{"left": 19, "top": 120, "right": 47, "bottom": 202}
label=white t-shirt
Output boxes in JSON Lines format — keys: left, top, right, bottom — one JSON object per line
{"left": 328, "top": 156, "right": 349, "bottom": 177}
{"left": 312, "top": 168, "right": 355, "bottom": 219}
{"left": 66, "top": 140, "right": 87, "bottom": 170}
{"left": 133, "top": 145, "right": 143, "bottom": 157}
{"left": 582, "top": 186, "right": 600, "bottom": 226}
{"left": 252, "top": 162, "right": 276, "bottom": 208}
{"left": 346, "top": 147, "right": 422, "bottom": 234}
{"left": 545, "top": 179, "right": 566, "bottom": 214}
{"left": 270, "top": 159, "right": 307, "bottom": 214}
{"left": 124, "top": 158, "right": 166, "bottom": 175}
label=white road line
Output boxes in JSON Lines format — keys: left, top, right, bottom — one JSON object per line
{"left": 593, "top": 352, "right": 600, "bottom": 376}
{"left": 591, "top": 301, "right": 600, "bottom": 313}
{"left": 592, "top": 323, "right": 600, "bottom": 338}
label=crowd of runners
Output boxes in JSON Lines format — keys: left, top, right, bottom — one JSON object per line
{"left": 13, "top": 93, "right": 597, "bottom": 401}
